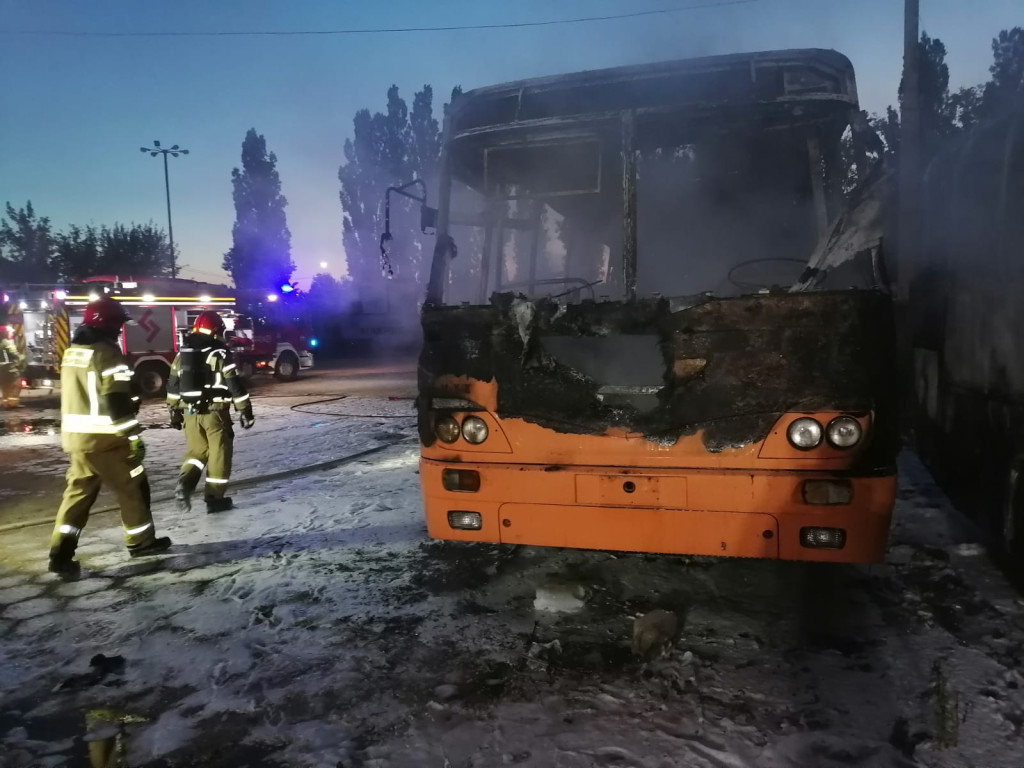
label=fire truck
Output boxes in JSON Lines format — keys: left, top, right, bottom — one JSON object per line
{"left": 3, "top": 276, "right": 315, "bottom": 397}
{"left": 226, "top": 284, "right": 318, "bottom": 381}
{"left": 0, "top": 284, "right": 63, "bottom": 391}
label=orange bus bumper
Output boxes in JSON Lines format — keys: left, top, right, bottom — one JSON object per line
{"left": 420, "top": 458, "right": 896, "bottom": 563}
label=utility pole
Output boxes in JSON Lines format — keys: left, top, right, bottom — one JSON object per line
{"left": 139, "top": 140, "right": 189, "bottom": 279}
{"left": 898, "top": 0, "right": 921, "bottom": 439}
{"left": 899, "top": 0, "right": 920, "bottom": 305}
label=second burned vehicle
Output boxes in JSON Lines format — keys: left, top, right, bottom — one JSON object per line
{"left": 386, "top": 49, "right": 898, "bottom": 563}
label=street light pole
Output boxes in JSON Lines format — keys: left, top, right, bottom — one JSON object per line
{"left": 162, "top": 151, "right": 175, "bottom": 277}
{"left": 140, "top": 140, "right": 189, "bottom": 279}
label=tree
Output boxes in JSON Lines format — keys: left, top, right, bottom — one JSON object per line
{"left": 982, "top": 27, "right": 1024, "bottom": 117}
{"left": 223, "top": 129, "right": 294, "bottom": 290}
{"left": 872, "top": 106, "right": 903, "bottom": 166}
{"left": 52, "top": 225, "right": 101, "bottom": 281}
{"left": 948, "top": 85, "right": 984, "bottom": 132}
{"left": 0, "top": 201, "right": 56, "bottom": 282}
{"left": 338, "top": 85, "right": 456, "bottom": 294}
{"left": 51, "top": 222, "right": 174, "bottom": 281}
{"left": 307, "top": 272, "right": 352, "bottom": 309}
{"left": 859, "top": 31, "right": 977, "bottom": 175}
{"left": 907, "top": 33, "right": 958, "bottom": 157}
{"left": 98, "top": 223, "right": 174, "bottom": 277}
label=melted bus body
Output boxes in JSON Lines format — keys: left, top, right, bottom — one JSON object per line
{"left": 910, "top": 107, "right": 1024, "bottom": 568}
{"left": 413, "top": 50, "right": 898, "bottom": 563}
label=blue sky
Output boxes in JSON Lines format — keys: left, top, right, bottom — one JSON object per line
{"left": 0, "top": 0, "right": 1019, "bottom": 287}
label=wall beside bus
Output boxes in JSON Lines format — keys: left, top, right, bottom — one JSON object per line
{"left": 910, "top": 107, "right": 1024, "bottom": 572}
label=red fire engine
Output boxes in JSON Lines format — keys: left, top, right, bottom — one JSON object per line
{"left": 62, "top": 277, "right": 315, "bottom": 396}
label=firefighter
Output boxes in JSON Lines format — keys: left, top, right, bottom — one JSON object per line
{"left": 0, "top": 325, "right": 24, "bottom": 409}
{"left": 49, "top": 297, "right": 171, "bottom": 576}
{"left": 166, "top": 310, "right": 254, "bottom": 513}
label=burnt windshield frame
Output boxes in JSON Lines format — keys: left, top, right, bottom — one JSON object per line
{"left": 484, "top": 138, "right": 603, "bottom": 199}
{"left": 428, "top": 99, "right": 855, "bottom": 307}
{"left": 631, "top": 108, "right": 851, "bottom": 298}
{"left": 436, "top": 118, "right": 624, "bottom": 306}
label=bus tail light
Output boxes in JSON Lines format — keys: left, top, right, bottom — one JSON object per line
{"left": 447, "top": 511, "right": 483, "bottom": 530}
{"left": 442, "top": 469, "right": 480, "bottom": 492}
{"left": 802, "top": 480, "right": 852, "bottom": 505}
{"left": 800, "top": 527, "right": 847, "bottom": 549}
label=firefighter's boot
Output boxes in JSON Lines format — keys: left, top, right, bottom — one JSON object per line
{"left": 127, "top": 536, "right": 172, "bottom": 558}
{"left": 48, "top": 536, "right": 81, "bottom": 578}
{"left": 175, "top": 464, "right": 202, "bottom": 513}
{"left": 206, "top": 497, "right": 234, "bottom": 514}
{"left": 175, "top": 479, "right": 192, "bottom": 513}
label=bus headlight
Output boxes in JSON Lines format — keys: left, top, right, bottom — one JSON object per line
{"left": 435, "top": 416, "right": 460, "bottom": 443}
{"left": 461, "top": 416, "right": 489, "bottom": 444}
{"left": 826, "top": 416, "right": 862, "bottom": 448}
{"left": 787, "top": 417, "right": 823, "bottom": 450}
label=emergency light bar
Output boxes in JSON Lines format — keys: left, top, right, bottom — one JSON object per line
{"left": 63, "top": 295, "right": 235, "bottom": 305}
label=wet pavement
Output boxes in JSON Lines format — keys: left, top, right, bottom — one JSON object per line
{"left": 3, "top": 364, "right": 1024, "bottom": 766}
{"left": 1, "top": 446, "right": 1023, "bottom": 767}
{"left": 0, "top": 413, "right": 61, "bottom": 437}
{"left": 0, "top": 364, "right": 417, "bottom": 530}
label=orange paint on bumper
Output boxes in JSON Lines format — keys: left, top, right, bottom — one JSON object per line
{"left": 421, "top": 458, "right": 896, "bottom": 563}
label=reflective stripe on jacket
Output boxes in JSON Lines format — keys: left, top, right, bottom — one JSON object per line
{"left": 0, "top": 339, "right": 22, "bottom": 373}
{"left": 60, "top": 339, "right": 140, "bottom": 453}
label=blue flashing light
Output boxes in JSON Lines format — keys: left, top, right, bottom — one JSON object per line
{"left": 309, "top": 338, "right": 318, "bottom": 347}
{"left": 280, "top": 283, "right": 295, "bottom": 294}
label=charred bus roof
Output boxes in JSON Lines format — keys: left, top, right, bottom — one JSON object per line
{"left": 449, "top": 48, "right": 858, "bottom": 137}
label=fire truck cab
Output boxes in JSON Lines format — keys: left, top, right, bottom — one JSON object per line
{"left": 227, "top": 288, "right": 316, "bottom": 381}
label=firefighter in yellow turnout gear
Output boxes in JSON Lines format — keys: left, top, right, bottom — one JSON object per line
{"left": 0, "top": 325, "right": 24, "bottom": 408}
{"left": 49, "top": 297, "right": 172, "bottom": 577}
{"left": 167, "top": 310, "right": 254, "bottom": 513}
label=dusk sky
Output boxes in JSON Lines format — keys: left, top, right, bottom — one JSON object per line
{"left": 1, "top": 0, "right": 1019, "bottom": 288}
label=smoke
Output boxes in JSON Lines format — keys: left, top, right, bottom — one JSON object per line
{"left": 635, "top": 128, "right": 821, "bottom": 298}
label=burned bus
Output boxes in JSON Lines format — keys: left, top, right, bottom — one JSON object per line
{"left": 397, "top": 50, "right": 898, "bottom": 563}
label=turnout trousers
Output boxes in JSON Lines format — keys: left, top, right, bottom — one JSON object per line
{"left": 0, "top": 370, "right": 20, "bottom": 408}
{"left": 178, "top": 410, "right": 234, "bottom": 501}
{"left": 49, "top": 445, "right": 155, "bottom": 557}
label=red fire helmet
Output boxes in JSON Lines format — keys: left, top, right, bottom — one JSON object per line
{"left": 83, "top": 296, "right": 130, "bottom": 332}
{"left": 193, "top": 310, "right": 226, "bottom": 336}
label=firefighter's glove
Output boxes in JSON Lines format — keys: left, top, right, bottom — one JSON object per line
{"left": 128, "top": 435, "right": 146, "bottom": 464}
{"left": 169, "top": 408, "right": 184, "bottom": 431}
{"left": 239, "top": 408, "right": 255, "bottom": 430}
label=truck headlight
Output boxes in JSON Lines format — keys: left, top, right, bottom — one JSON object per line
{"left": 787, "top": 417, "right": 823, "bottom": 450}
{"left": 461, "top": 416, "right": 489, "bottom": 445}
{"left": 826, "top": 416, "right": 862, "bottom": 448}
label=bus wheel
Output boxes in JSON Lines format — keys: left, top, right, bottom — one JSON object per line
{"left": 136, "top": 361, "right": 170, "bottom": 398}
{"left": 274, "top": 351, "right": 299, "bottom": 382}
